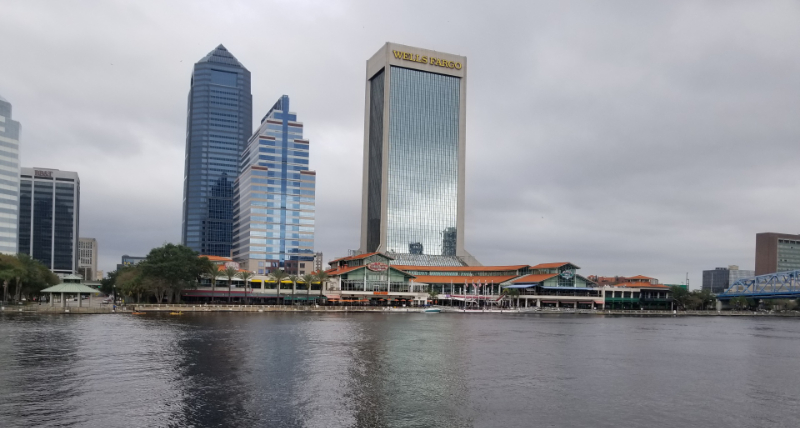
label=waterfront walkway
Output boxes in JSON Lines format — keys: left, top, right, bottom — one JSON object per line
{"left": 4, "top": 303, "right": 799, "bottom": 316}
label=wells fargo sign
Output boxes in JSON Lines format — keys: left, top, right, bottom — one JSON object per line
{"left": 392, "top": 50, "right": 462, "bottom": 70}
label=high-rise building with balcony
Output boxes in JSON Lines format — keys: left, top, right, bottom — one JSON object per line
{"left": 232, "top": 96, "right": 315, "bottom": 275}
{"left": 18, "top": 167, "right": 80, "bottom": 274}
{"left": 359, "top": 43, "right": 477, "bottom": 266}
{"left": 0, "top": 94, "right": 21, "bottom": 255}
{"left": 182, "top": 45, "right": 252, "bottom": 257}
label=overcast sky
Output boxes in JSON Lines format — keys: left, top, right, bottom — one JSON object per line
{"left": 1, "top": 0, "right": 798, "bottom": 287}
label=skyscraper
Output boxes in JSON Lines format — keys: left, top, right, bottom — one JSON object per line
{"left": 232, "top": 96, "right": 315, "bottom": 275}
{"left": 0, "top": 94, "right": 21, "bottom": 255}
{"left": 18, "top": 168, "right": 80, "bottom": 274}
{"left": 182, "top": 45, "right": 252, "bottom": 257}
{"left": 359, "top": 43, "right": 477, "bottom": 266}
{"left": 78, "top": 237, "right": 98, "bottom": 281}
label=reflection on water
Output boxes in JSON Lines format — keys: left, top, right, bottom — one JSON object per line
{"left": 1, "top": 313, "right": 800, "bottom": 427}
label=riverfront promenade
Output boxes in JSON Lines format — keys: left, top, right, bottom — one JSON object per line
{"left": 4, "top": 303, "right": 800, "bottom": 317}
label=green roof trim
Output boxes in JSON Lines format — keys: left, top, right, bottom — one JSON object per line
{"left": 41, "top": 283, "right": 103, "bottom": 294}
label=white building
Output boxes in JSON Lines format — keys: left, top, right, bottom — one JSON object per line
{"left": 0, "top": 95, "right": 21, "bottom": 255}
{"left": 78, "top": 237, "right": 98, "bottom": 280}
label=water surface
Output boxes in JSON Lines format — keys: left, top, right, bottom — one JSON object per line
{"left": 1, "top": 312, "right": 798, "bottom": 427}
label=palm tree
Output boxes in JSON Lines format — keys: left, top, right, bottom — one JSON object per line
{"left": 237, "top": 270, "right": 255, "bottom": 305}
{"left": 287, "top": 275, "right": 299, "bottom": 306}
{"left": 427, "top": 285, "right": 440, "bottom": 306}
{"left": 202, "top": 262, "right": 220, "bottom": 303}
{"left": 222, "top": 266, "right": 239, "bottom": 303}
{"left": 315, "top": 270, "right": 329, "bottom": 301}
{"left": 302, "top": 273, "right": 315, "bottom": 306}
{"left": 269, "top": 269, "right": 289, "bottom": 305}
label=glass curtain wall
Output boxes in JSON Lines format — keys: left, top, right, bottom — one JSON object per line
{"left": 386, "top": 66, "right": 460, "bottom": 256}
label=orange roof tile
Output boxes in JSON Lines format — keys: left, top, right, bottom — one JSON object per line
{"left": 392, "top": 265, "right": 528, "bottom": 272}
{"left": 328, "top": 252, "right": 390, "bottom": 265}
{"left": 411, "top": 275, "right": 518, "bottom": 285}
{"left": 200, "top": 255, "right": 234, "bottom": 262}
{"left": 512, "top": 273, "right": 558, "bottom": 284}
{"left": 325, "top": 265, "right": 365, "bottom": 276}
{"left": 530, "top": 262, "right": 579, "bottom": 269}
{"left": 612, "top": 282, "right": 670, "bottom": 289}
{"left": 628, "top": 275, "right": 655, "bottom": 280}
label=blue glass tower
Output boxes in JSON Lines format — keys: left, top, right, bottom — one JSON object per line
{"left": 182, "top": 45, "right": 252, "bottom": 256}
{"left": 233, "top": 96, "right": 316, "bottom": 275}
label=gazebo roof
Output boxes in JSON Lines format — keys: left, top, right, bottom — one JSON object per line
{"left": 41, "top": 283, "right": 103, "bottom": 294}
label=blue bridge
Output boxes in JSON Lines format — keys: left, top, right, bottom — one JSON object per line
{"left": 718, "top": 270, "right": 800, "bottom": 300}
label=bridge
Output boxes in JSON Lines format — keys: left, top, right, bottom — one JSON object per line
{"left": 717, "top": 270, "right": 800, "bottom": 300}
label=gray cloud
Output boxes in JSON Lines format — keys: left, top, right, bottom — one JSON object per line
{"left": 1, "top": 0, "right": 798, "bottom": 287}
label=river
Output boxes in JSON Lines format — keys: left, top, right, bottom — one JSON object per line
{"left": 0, "top": 312, "right": 798, "bottom": 427}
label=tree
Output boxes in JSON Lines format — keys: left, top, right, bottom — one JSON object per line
{"left": 237, "top": 270, "right": 255, "bottom": 304}
{"left": 730, "top": 296, "right": 748, "bottom": 310}
{"left": 302, "top": 273, "right": 315, "bottom": 305}
{"left": 427, "top": 285, "right": 439, "bottom": 305}
{"left": 201, "top": 260, "right": 220, "bottom": 302}
{"left": 221, "top": 266, "right": 239, "bottom": 303}
{"left": 269, "top": 269, "right": 289, "bottom": 305}
{"left": 139, "top": 244, "right": 205, "bottom": 303}
{"left": 116, "top": 266, "right": 144, "bottom": 303}
{"left": 0, "top": 254, "right": 23, "bottom": 302}
{"left": 315, "top": 270, "right": 330, "bottom": 300}
{"left": 669, "top": 286, "right": 690, "bottom": 310}
{"left": 287, "top": 275, "right": 299, "bottom": 306}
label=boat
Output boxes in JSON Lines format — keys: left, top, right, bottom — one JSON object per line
{"left": 169, "top": 311, "right": 183, "bottom": 315}
{"left": 131, "top": 311, "right": 146, "bottom": 315}
{"left": 423, "top": 307, "right": 442, "bottom": 313}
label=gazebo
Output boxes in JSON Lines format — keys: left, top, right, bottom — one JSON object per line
{"left": 40, "top": 283, "right": 103, "bottom": 308}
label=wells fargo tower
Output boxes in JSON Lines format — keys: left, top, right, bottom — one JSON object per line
{"left": 359, "top": 43, "right": 477, "bottom": 266}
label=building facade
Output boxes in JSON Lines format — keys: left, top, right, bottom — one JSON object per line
{"left": 182, "top": 44, "right": 253, "bottom": 257}
{"left": 755, "top": 233, "right": 800, "bottom": 275}
{"left": 78, "top": 237, "right": 98, "bottom": 280}
{"left": 701, "top": 265, "right": 755, "bottom": 294}
{"left": 359, "top": 43, "right": 477, "bottom": 266}
{"left": 18, "top": 168, "right": 80, "bottom": 274}
{"left": 116, "top": 254, "right": 146, "bottom": 272}
{"left": 0, "top": 95, "right": 21, "bottom": 255}
{"left": 232, "top": 95, "right": 315, "bottom": 275}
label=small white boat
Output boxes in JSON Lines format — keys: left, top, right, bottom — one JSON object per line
{"left": 423, "top": 307, "right": 442, "bottom": 313}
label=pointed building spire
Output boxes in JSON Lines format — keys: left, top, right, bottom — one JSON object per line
{"left": 197, "top": 44, "right": 246, "bottom": 69}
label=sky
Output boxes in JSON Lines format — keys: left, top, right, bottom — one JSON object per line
{"left": 1, "top": 0, "right": 798, "bottom": 288}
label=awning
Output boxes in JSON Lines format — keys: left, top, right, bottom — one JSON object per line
{"left": 504, "top": 284, "right": 536, "bottom": 289}
{"left": 325, "top": 295, "right": 341, "bottom": 300}
{"left": 285, "top": 295, "right": 317, "bottom": 301}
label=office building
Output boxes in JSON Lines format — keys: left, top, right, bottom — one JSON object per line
{"left": 18, "top": 167, "right": 80, "bottom": 274}
{"left": 232, "top": 95, "right": 315, "bottom": 275}
{"left": 702, "top": 265, "right": 755, "bottom": 294}
{"left": 314, "top": 251, "right": 323, "bottom": 272}
{"left": 78, "top": 237, "right": 98, "bottom": 280}
{"left": 0, "top": 95, "right": 21, "bottom": 254}
{"left": 358, "top": 43, "right": 477, "bottom": 266}
{"left": 182, "top": 44, "right": 252, "bottom": 257}
{"left": 755, "top": 233, "right": 800, "bottom": 275}
{"left": 116, "top": 254, "right": 146, "bottom": 272}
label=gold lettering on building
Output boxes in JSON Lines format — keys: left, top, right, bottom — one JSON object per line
{"left": 391, "top": 50, "right": 462, "bottom": 71}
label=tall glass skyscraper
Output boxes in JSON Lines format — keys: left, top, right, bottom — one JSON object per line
{"left": 18, "top": 168, "right": 80, "bottom": 274}
{"left": 233, "top": 96, "right": 315, "bottom": 275}
{"left": 182, "top": 45, "right": 252, "bottom": 257}
{"left": 359, "top": 43, "right": 477, "bottom": 266}
{"left": 0, "top": 94, "right": 20, "bottom": 255}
